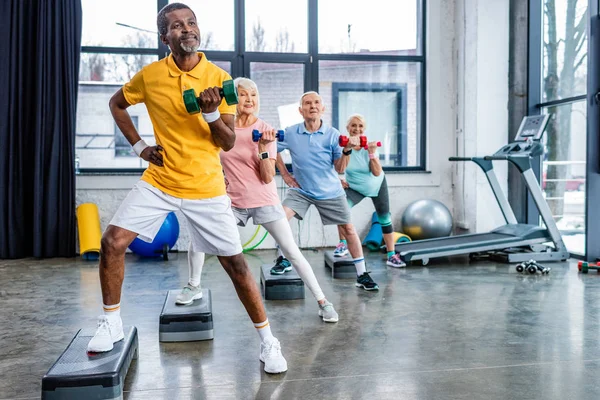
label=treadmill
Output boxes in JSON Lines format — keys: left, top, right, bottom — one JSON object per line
{"left": 395, "top": 115, "right": 569, "bottom": 265}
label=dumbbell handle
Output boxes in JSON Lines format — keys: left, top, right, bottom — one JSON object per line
{"left": 339, "top": 136, "right": 381, "bottom": 149}
{"left": 252, "top": 129, "right": 285, "bottom": 142}
{"left": 183, "top": 80, "right": 238, "bottom": 114}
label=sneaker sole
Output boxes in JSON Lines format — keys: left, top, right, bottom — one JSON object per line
{"left": 87, "top": 335, "right": 123, "bottom": 353}
{"left": 333, "top": 251, "right": 349, "bottom": 257}
{"left": 318, "top": 310, "right": 339, "bottom": 323}
{"left": 259, "top": 356, "right": 288, "bottom": 373}
{"left": 264, "top": 364, "right": 288, "bottom": 374}
{"left": 386, "top": 262, "right": 407, "bottom": 268}
{"left": 175, "top": 292, "right": 203, "bottom": 305}
{"left": 87, "top": 343, "right": 113, "bottom": 353}
{"left": 355, "top": 283, "right": 379, "bottom": 291}
{"left": 270, "top": 267, "right": 292, "bottom": 275}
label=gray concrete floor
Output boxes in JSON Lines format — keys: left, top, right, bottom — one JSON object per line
{"left": 1, "top": 250, "right": 599, "bottom": 400}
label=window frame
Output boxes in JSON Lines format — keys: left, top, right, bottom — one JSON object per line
{"left": 331, "top": 82, "right": 409, "bottom": 168}
{"left": 77, "top": 0, "right": 426, "bottom": 173}
{"left": 527, "top": 0, "right": 598, "bottom": 259}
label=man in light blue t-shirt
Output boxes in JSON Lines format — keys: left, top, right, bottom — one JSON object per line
{"left": 274, "top": 92, "right": 379, "bottom": 291}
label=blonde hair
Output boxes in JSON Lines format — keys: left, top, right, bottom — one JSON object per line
{"left": 233, "top": 77, "right": 260, "bottom": 116}
{"left": 299, "top": 91, "right": 322, "bottom": 106}
{"left": 346, "top": 114, "right": 367, "bottom": 131}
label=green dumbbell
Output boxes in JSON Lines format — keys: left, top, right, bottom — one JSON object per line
{"left": 183, "top": 80, "right": 238, "bottom": 114}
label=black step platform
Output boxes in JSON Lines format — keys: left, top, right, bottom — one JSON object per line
{"left": 42, "top": 326, "right": 138, "bottom": 400}
{"left": 260, "top": 264, "right": 305, "bottom": 300}
{"left": 159, "top": 289, "right": 214, "bottom": 342}
{"left": 324, "top": 251, "right": 357, "bottom": 279}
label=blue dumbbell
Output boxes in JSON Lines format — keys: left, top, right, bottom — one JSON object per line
{"left": 252, "top": 129, "right": 284, "bottom": 142}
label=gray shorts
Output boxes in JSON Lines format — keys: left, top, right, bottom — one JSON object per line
{"left": 232, "top": 204, "right": 287, "bottom": 227}
{"left": 282, "top": 189, "right": 352, "bottom": 226}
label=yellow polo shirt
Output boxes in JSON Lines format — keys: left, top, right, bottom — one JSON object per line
{"left": 122, "top": 52, "right": 236, "bottom": 199}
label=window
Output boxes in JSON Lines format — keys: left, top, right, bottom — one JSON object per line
{"left": 115, "top": 116, "right": 138, "bottom": 157}
{"left": 318, "top": 0, "right": 422, "bottom": 55}
{"left": 249, "top": 62, "right": 305, "bottom": 128}
{"left": 245, "top": 0, "right": 308, "bottom": 53}
{"left": 82, "top": 0, "right": 158, "bottom": 48}
{"left": 530, "top": 0, "right": 589, "bottom": 255}
{"left": 321, "top": 62, "right": 422, "bottom": 168}
{"left": 77, "top": 0, "right": 425, "bottom": 172}
{"left": 168, "top": 0, "right": 235, "bottom": 51}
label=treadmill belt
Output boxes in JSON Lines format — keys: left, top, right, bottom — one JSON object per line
{"left": 396, "top": 233, "right": 514, "bottom": 252}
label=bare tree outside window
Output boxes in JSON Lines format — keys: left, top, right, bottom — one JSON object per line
{"left": 275, "top": 29, "right": 295, "bottom": 53}
{"left": 543, "top": 0, "right": 587, "bottom": 220}
{"left": 249, "top": 19, "right": 266, "bottom": 51}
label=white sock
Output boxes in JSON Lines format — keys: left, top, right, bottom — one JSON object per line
{"left": 188, "top": 242, "right": 205, "bottom": 287}
{"left": 254, "top": 319, "right": 274, "bottom": 342}
{"left": 263, "top": 219, "right": 326, "bottom": 301}
{"left": 353, "top": 258, "right": 366, "bottom": 276}
{"left": 103, "top": 303, "right": 121, "bottom": 323}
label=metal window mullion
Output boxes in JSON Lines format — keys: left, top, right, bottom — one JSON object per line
{"left": 526, "top": 0, "right": 544, "bottom": 226}
{"left": 586, "top": 0, "right": 600, "bottom": 260}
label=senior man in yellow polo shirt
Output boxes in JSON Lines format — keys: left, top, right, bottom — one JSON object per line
{"left": 86, "top": 3, "right": 287, "bottom": 374}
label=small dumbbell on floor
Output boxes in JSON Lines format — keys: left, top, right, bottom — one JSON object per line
{"left": 578, "top": 261, "right": 600, "bottom": 274}
{"left": 339, "top": 135, "right": 381, "bottom": 150}
{"left": 252, "top": 130, "right": 285, "bottom": 142}
{"left": 183, "top": 79, "right": 238, "bottom": 114}
{"left": 516, "top": 260, "right": 550, "bottom": 274}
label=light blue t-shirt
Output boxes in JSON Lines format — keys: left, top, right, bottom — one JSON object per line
{"left": 346, "top": 149, "right": 385, "bottom": 197}
{"left": 277, "top": 121, "right": 344, "bottom": 200}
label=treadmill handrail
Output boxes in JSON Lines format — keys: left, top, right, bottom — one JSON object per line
{"left": 483, "top": 155, "right": 529, "bottom": 161}
{"left": 449, "top": 157, "right": 473, "bottom": 161}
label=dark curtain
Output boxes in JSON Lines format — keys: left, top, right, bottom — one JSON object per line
{"left": 0, "top": 0, "right": 82, "bottom": 258}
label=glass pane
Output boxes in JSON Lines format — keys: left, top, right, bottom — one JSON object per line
{"left": 249, "top": 62, "right": 305, "bottom": 129}
{"left": 82, "top": 0, "right": 158, "bottom": 48}
{"left": 245, "top": 0, "right": 308, "bottom": 52}
{"left": 210, "top": 60, "right": 231, "bottom": 74}
{"left": 169, "top": 0, "right": 235, "bottom": 51}
{"left": 77, "top": 53, "right": 158, "bottom": 169}
{"left": 79, "top": 53, "right": 158, "bottom": 82}
{"left": 541, "top": 100, "right": 586, "bottom": 254}
{"left": 319, "top": 61, "right": 422, "bottom": 167}
{"left": 318, "top": 0, "right": 421, "bottom": 54}
{"left": 541, "top": 0, "right": 588, "bottom": 102}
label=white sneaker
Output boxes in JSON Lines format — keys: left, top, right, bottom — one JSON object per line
{"left": 333, "top": 242, "right": 349, "bottom": 257}
{"left": 87, "top": 315, "right": 125, "bottom": 353}
{"left": 259, "top": 337, "right": 288, "bottom": 374}
{"left": 318, "top": 301, "right": 339, "bottom": 323}
{"left": 176, "top": 284, "right": 203, "bottom": 305}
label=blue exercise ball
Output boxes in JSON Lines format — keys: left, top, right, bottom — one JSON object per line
{"left": 401, "top": 200, "right": 453, "bottom": 240}
{"left": 129, "top": 212, "right": 180, "bottom": 257}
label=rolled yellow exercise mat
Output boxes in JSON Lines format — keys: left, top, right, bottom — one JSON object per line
{"left": 76, "top": 203, "right": 102, "bottom": 261}
{"left": 394, "top": 232, "right": 412, "bottom": 243}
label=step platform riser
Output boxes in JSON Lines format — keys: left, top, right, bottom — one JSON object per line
{"left": 324, "top": 252, "right": 357, "bottom": 279}
{"left": 41, "top": 327, "right": 138, "bottom": 400}
{"left": 159, "top": 289, "right": 214, "bottom": 342}
{"left": 260, "top": 264, "right": 305, "bottom": 300}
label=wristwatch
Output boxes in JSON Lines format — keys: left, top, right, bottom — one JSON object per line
{"left": 342, "top": 149, "right": 352, "bottom": 156}
{"left": 258, "top": 151, "right": 269, "bottom": 160}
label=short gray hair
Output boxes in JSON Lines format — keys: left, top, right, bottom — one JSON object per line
{"left": 157, "top": 3, "right": 196, "bottom": 36}
{"left": 299, "top": 91, "right": 322, "bottom": 106}
{"left": 346, "top": 114, "right": 367, "bottom": 130}
{"left": 234, "top": 77, "right": 260, "bottom": 116}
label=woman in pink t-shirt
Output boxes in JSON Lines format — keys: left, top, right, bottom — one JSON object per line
{"left": 178, "top": 78, "right": 338, "bottom": 323}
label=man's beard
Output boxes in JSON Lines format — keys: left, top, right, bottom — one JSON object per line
{"left": 180, "top": 40, "right": 199, "bottom": 53}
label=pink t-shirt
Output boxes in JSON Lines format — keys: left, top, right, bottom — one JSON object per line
{"left": 220, "top": 119, "right": 279, "bottom": 208}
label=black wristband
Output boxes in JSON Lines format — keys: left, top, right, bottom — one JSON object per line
{"left": 342, "top": 149, "right": 352, "bottom": 156}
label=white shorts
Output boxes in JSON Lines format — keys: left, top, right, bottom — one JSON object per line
{"left": 110, "top": 180, "right": 243, "bottom": 256}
